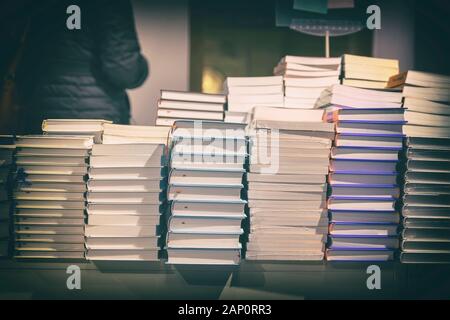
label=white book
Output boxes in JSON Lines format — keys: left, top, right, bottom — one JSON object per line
{"left": 90, "top": 154, "right": 164, "bottom": 168}
{"left": 246, "top": 173, "right": 325, "bottom": 184}
{"left": 103, "top": 123, "right": 170, "bottom": 139}
{"left": 225, "top": 76, "right": 282, "bottom": 87}
{"left": 281, "top": 56, "right": 342, "bottom": 66}
{"left": 168, "top": 185, "right": 242, "bottom": 202}
{"left": 16, "top": 147, "right": 89, "bottom": 157}
{"left": 91, "top": 143, "right": 164, "bottom": 156}
{"left": 87, "top": 204, "right": 162, "bottom": 216}
{"left": 160, "top": 90, "right": 226, "bottom": 104}
{"left": 171, "top": 201, "right": 245, "bottom": 218}
{"left": 158, "top": 99, "right": 224, "bottom": 112}
{"left": 403, "top": 125, "right": 450, "bottom": 139}
{"left": 157, "top": 109, "right": 223, "bottom": 121}
{"left": 404, "top": 110, "right": 450, "bottom": 128}
{"left": 88, "top": 215, "right": 160, "bottom": 226}
{"left": 16, "top": 165, "right": 89, "bottom": 176}
{"left": 341, "top": 79, "right": 389, "bottom": 89}
{"left": 317, "top": 92, "right": 403, "bottom": 109}
{"left": 15, "top": 208, "right": 85, "bottom": 218}
{"left": 168, "top": 216, "right": 243, "bottom": 234}
{"left": 328, "top": 199, "right": 395, "bottom": 211}
{"left": 342, "top": 54, "right": 399, "bottom": 69}
{"left": 275, "top": 62, "right": 340, "bottom": 73}
{"left": 252, "top": 106, "right": 324, "bottom": 122}
{"left": 328, "top": 84, "right": 403, "bottom": 103}
{"left": 248, "top": 200, "right": 325, "bottom": 210}
{"left": 167, "top": 248, "right": 240, "bottom": 265}
{"left": 331, "top": 147, "right": 399, "bottom": 161}
{"left": 85, "top": 237, "right": 159, "bottom": 250}
{"left": 284, "top": 76, "right": 340, "bottom": 87}
{"left": 329, "top": 173, "right": 397, "bottom": 186}
{"left": 167, "top": 233, "right": 241, "bottom": 249}
{"left": 15, "top": 251, "right": 85, "bottom": 259}
{"left": 326, "top": 250, "right": 393, "bottom": 261}
{"left": 16, "top": 182, "right": 86, "bottom": 193}
{"left": 330, "top": 159, "right": 397, "bottom": 173}
{"left": 87, "top": 179, "right": 163, "bottom": 192}
{"left": 335, "top": 134, "right": 403, "bottom": 149}
{"left": 85, "top": 225, "right": 158, "bottom": 237}
{"left": 169, "top": 168, "right": 244, "bottom": 185}
{"left": 42, "top": 119, "right": 111, "bottom": 133}
{"left": 284, "top": 86, "right": 328, "bottom": 98}
{"left": 227, "top": 93, "right": 284, "bottom": 105}
{"left": 14, "top": 191, "right": 85, "bottom": 201}
{"left": 226, "top": 84, "right": 283, "bottom": 95}
{"left": 88, "top": 167, "right": 165, "bottom": 180}
{"left": 86, "top": 192, "right": 161, "bottom": 204}
{"left": 248, "top": 190, "right": 326, "bottom": 201}
{"left": 86, "top": 249, "right": 158, "bottom": 261}
{"left": 403, "top": 86, "right": 450, "bottom": 103}
{"left": 277, "top": 69, "right": 340, "bottom": 78}
{"left": 15, "top": 200, "right": 85, "bottom": 210}
{"left": 283, "top": 97, "right": 317, "bottom": 109}
{"left": 101, "top": 135, "right": 168, "bottom": 145}
{"left": 156, "top": 117, "right": 177, "bottom": 127}
{"left": 403, "top": 98, "right": 450, "bottom": 116}
{"left": 246, "top": 251, "right": 324, "bottom": 261}
{"left": 16, "top": 135, "right": 94, "bottom": 149}
{"left": 16, "top": 156, "right": 87, "bottom": 166}
{"left": 224, "top": 111, "right": 250, "bottom": 124}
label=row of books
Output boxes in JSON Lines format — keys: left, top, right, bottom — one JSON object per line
{"left": 388, "top": 71, "right": 450, "bottom": 264}
{"left": 165, "top": 121, "right": 247, "bottom": 265}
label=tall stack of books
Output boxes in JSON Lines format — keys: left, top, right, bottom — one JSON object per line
{"left": 0, "top": 136, "right": 15, "bottom": 258}
{"left": 224, "top": 76, "right": 284, "bottom": 124}
{"left": 246, "top": 107, "right": 334, "bottom": 261}
{"left": 156, "top": 90, "right": 226, "bottom": 126}
{"left": 316, "top": 84, "right": 404, "bottom": 261}
{"left": 341, "top": 54, "right": 399, "bottom": 89}
{"left": 274, "top": 56, "right": 341, "bottom": 109}
{"left": 85, "top": 125, "right": 169, "bottom": 261}
{"left": 388, "top": 71, "right": 450, "bottom": 264}
{"left": 42, "top": 119, "right": 112, "bottom": 143}
{"left": 14, "top": 134, "right": 93, "bottom": 259}
{"left": 166, "top": 120, "right": 247, "bottom": 265}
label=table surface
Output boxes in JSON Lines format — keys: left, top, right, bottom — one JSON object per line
{"left": 1, "top": 258, "right": 449, "bottom": 299}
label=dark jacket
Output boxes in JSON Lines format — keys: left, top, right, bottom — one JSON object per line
{"left": 17, "top": 0, "right": 148, "bottom": 133}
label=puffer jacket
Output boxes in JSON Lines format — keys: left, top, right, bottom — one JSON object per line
{"left": 17, "top": 0, "right": 148, "bottom": 133}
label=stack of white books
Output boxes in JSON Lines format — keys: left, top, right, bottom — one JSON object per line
{"left": 166, "top": 120, "right": 247, "bottom": 265}
{"left": 316, "top": 84, "right": 404, "bottom": 262}
{"left": 224, "top": 76, "right": 284, "bottom": 124}
{"left": 42, "top": 119, "right": 112, "bottom": 143}
{"left": 156, "top": 90, "right": 226, "bottom": 126}
{"left": 341, "top": 54, "right": 399, "bottom": 89}
{"left": 102, "top": 123, "right": 170, "bottom": 145}
{"left": 388, "top": 71, "right": 450, "bottom": 264}
{"left": 13, "top": 134, "right": 93, "bottom": 259}
{"left": 274, "top": 56, "right": 341, "bottom": 109}
{"left": 85, "top": 125, "right": 168, "bottom": 261}
{"left": 246, "top": 107, "right": 334, "bottom": 261}
{"left": 0, "top": 136, "right": 15, "bottom": 258}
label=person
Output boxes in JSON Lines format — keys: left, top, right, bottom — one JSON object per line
{"left": 15, "top": 0, "right": 148, "bottom": 133}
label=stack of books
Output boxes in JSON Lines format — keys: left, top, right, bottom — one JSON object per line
{"left": 316, "top": 84, "right": 404, "bottom": 262}
{"left": 224, "top": 76, "right": 284, "bottom": 124}
{"left": 246, "top": 107, "right": 334, "bottom": 261}
{"left": 0, "top": 136, "right": 15, "bottom": 258}
{"left": 42, "top": 119, "right": 112, "bottom": 143}
{"left": 156, "top": 90, "right": 226, "bottom": 126}
{"left": 85, "top": 126, "right": 168, "bottom": 261}
{"left": 341, "top": 54, "right": 399, "bottom": 89}
{"left": 274, "top": 56, "right": 341, "bottom": 109}
{"left": 166, "top": 120, "right": 247, "bottom": 265}
{"left": 388, "top": 71, "right": 450, "bottom": 264}
{"left": 13, "top": 134, "right": 93, "bottom": 259}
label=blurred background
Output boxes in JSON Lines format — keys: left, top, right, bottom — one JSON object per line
{"left": 1, "top": 0, "right": 449, "bottom": 125}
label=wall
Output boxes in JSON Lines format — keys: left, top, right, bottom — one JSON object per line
{"left": 371, "top": 0, "right": 415, "bottom": 72}
{"left": 128, "top": 0, "right": 190, "bottom": 125}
